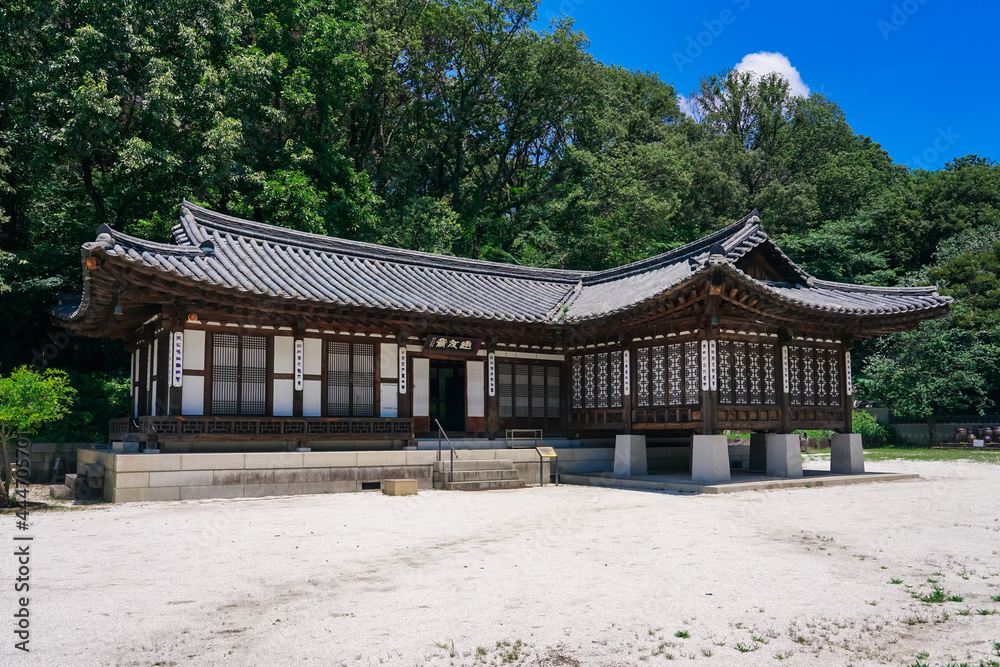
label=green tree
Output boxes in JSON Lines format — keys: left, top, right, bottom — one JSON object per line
{"left": 0, "top": 367, "right": 76, "bottom": 503}
{"left": 859, "top": 320, "right": 998, "bottom": 446}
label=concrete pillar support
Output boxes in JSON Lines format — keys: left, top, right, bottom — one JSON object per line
{"left": 749, "top": 434, "right": 767, "bottom": 472}
{"left": 691, "top": 434, "right": 730, "bottom": 484}
{"left": 614, "top": 435, "right": 647, "bottom": 477}
{"left": 764, "top": 434, "right": 803, "bottom": 478}
{"left": 831, "top": 433, "right": 865, "bottom": 474}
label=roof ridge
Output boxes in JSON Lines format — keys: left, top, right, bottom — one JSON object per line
{"left": 90, "top": 224, "right": 204, "bottom": 257}
{"left": 180, "top": 200, "right": 586, "bottom": 284}
{"left": 580, "top": 211, "right": 761, "bottom": 286}
{"left": 809, "top": 278, "right": 942, "bottom": 295}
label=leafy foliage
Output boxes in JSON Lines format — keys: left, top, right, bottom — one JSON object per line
{"left": 0, "top": 0, "right": 999, "bottom": 430}
{"left": 0, "top": 367, "right": 76, "bottom": 501}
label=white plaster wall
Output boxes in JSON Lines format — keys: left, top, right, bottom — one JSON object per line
{"left": 303, "top": 338, "right": 322, "bottom": 375}
{"left": 273, "top": 336, "right": 294, "bottom": 374}
{"left": 412, "top": 358, "right": 429, "bottom": 417}
{"left": 273, "top": 379, "right": 294, "bottom": 416}
{"left": 181, "top": 377, "right": 204, "bottom": 415}
{"left": 467, "top": 361, "right": 484, "bottom": 417}
{"left": 380, "top": 383, "right": 398, "bottom": 417}
{"left": 303, "top": 379, "right": 321, "bottom": 417}
{"left": 380, "top": 343, "right": 398, "bottom": 379}
{"left": 183, "top": 330, "right": 206, "bottom": 371}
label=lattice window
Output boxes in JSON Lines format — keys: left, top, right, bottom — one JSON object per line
{"left": 212, "top": 333, "right": 240, "bottom": 415}
{"left": 816, "top": 349, "right": 828, "bottom": 407}
{"left": 584, "top": 355, "right": 596, "bottom": 409}
{"left": 667, "top": 344, "right": 683, "bottom": 406}
{"left": 684, "top": 341, "right": 700, "bottom": 405}
{"left": 788, "top": 346, "right": 802, "bottom": 405}
{"left": 762, "top": 344, "right": 777, "bottom": 405}
{"left": 515, "top": 364, "right": 530, "bottom": 417}
{"left": 652, "top": 346, "right": 666, "bottom": 406}
{"left": 609, "top": 352, "right": 622, "bottom": 408}
{"left": 748, "top": 343, "right": 762, "bottom": 404}
{"left": 571, "top": 357, "right": 582, "bottom": 409}
{"left": 353, "top": 343, "right": 375, "bottom": 416}
{"left": 327, "top": 341, "right": 350, "bottom": 416}
{"left": 211, "top": 333, "right": 268, "bottom": 415}
{"left": 732, "top": 341, "right": 748, "bottom": 405}
{"left": 596, "top": 353, "right": 609, "bottom": 408}
{"left": 241, "top": 335, "right": 267, "bottom": 415}
{"left": 531, "top": 365, "right": 546, "bottom": 417}
{"left": 802, "top": 348, "right": 816, "bottom": 406}
{"left": 636, "top": 348, "right": 650, "bottom": 407}
{"left": 499, "top": 363, "right": 513, "bottom": 417}
{"left": 828, "top": 349, "right": 840, "bottom": 407}
{"left": 546, "top": 367, "right": 561, "bottom": 418}
{"left": 717, "top": 340, "right": 732, "bottom": 404}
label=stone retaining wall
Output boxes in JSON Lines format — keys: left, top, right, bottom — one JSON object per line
{"left": 79, "top": 447, "right": 616, "bottom": 503}
{"left": 22, "top": 442, "right": 88, "bottom": 483}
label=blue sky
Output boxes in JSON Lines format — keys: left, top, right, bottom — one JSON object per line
{"left": 532, "top": 0, "right": 996, "bottom": 170}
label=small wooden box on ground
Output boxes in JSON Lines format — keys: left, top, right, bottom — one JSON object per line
{"left": 383, "top": 479, "right": 418, "bottom": 496}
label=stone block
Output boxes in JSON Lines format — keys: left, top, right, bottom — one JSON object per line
{"left": 765, "top": 434, "right": 803, "bottom": 479}
{"left": 243, "top": 482, "right": 304, "bottom": 498}
{"left": 180, "top": 485, "right": 244, "bottom": 500}
{"left": 240, "top": 469, "right": 275, "bottom": 485}
{"left": 213, "top": 470, "right": 243, "bottom": 486}
{"left": 356, "top": 451, "right": 407, "bottom": 467}
{"left": 301, "top": 451, "right": 357, "bottom": 467}
{"left": 383, "top": 479, "right": 418, "bottom": 496}
{"left": 148, "top": 470, "right": 214, "bottom": 487}
{"left": 244, "top": 452, "right": 303, "bottom": 469}
{"left": 115, "top": 454, "right": 183, "bottom": 473}
{"left": 614, "top": 435, "right": 647, "bottom": 477}
{"left": 111, "top": 471, "right": 150, "bottom": 489}
{"left": 49, "top": 485, "right": 73, "bottom": 500}
{"left": 405, "top": 450, "right": 438, "bottom": 465}
{"left": 691, "top": 435, "right": 730, "bottom": 484}
{"left": 181, "top": 453, "right": 246, "bottom": 470}
{"left": 302, "top": 480, "right": 358, "bottom": 495}
{"left": 112, "top": 486, "right": 181, "bottom": 503}
{"left": 831, "top": 433, "right": 865, "bottom": 474}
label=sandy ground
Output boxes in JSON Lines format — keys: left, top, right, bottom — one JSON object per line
{"left": 5, "top": 459, "right": 1000, "bottom": 667}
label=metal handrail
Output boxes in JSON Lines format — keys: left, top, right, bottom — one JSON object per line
{"left": 435, "top": 419, "right": 458, "bottom": 483}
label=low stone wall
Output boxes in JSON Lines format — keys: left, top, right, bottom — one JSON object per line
{"left": 79, "top": 447, "right": 616, "bottom": 503}
{"left": 22, "top": 442, "right": 89, "bottom": 483}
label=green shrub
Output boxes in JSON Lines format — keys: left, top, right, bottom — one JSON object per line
{"left": 853, "top": 410, "right": 894, "bottom": 448}
{"left": 32, "top": 370, "right": 129, "bottom": 444}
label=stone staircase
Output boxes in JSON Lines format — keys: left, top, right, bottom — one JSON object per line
{"left": 432, "top": 459, "right": 524, "bottom": 491}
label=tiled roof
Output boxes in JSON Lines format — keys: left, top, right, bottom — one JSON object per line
{"left": 55, "top": 201, "right": 951, "bottom": 326}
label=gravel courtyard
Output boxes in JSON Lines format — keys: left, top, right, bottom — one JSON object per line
{"left": 14, "top": 459, "right": 1000, "bottom": 666}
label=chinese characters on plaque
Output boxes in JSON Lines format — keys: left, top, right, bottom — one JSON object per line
{"left": 423, "top": 335, "right": 481, "bottom": 356}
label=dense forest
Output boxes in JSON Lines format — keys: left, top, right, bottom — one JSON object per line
{"left": 2, "top": 0, "right": 999, "bottom": 440}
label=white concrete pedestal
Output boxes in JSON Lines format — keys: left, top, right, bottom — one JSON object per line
{"left": 614, "top": 435, "right": 648, "bottom": 476}
{"left": 691, "top": 435, "right": 730, "bottom": 484}
{"left": 765, "top": 434, "right": 803, "bottom": 478}
{"left": 831, "top": 433, "right": 865, "bottom": 474}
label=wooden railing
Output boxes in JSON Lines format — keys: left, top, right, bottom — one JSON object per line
{"left": 109, "top": 416, "right": 414, "bottom": 442}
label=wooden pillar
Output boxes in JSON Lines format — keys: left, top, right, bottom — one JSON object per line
{"left": 621, "top": 335, "right": 633, "bottom": 435}
{"left": 778, "top": 329, "right": 792, "bottom": 434}
{"left": 163, "top": 315, "right": 183, "bottom": 416}
{"left": 486, "top": 337, "right": 499, "bottom": 439}
{"left": 292, "top": 323, "right": 305, "bottom": 417}
{"left": 842, "top": 337, "right": 854, "bottom": 433}
{"left": 396, "top": 330, "right": 411, "bottom": 419}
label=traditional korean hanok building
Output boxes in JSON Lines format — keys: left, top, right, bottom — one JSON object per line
{"left": 54, "top": 201, "right": 950, "bottom": 496}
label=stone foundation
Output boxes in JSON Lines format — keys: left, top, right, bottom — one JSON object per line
{"left": 79, "top": 447, "right": 617, "bottom": 503}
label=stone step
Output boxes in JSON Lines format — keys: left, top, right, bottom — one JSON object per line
{"left": 64, "top": 473, "right": 78, "bottom": 488}
{"left": 432, "top": 469, "right": 521, "bottom": 483}
{"left": 49, "top": 484, "right": 73, "bottom": 500}
{"left": 433, "top": 459, "right": 515, "bottom": 473}
{"left": 438, "top": 479, "right": 525, "bottom": 491}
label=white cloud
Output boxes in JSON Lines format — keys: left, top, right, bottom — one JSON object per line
{"left": 734, "top": 52, "right": 810, "bottom": 97}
